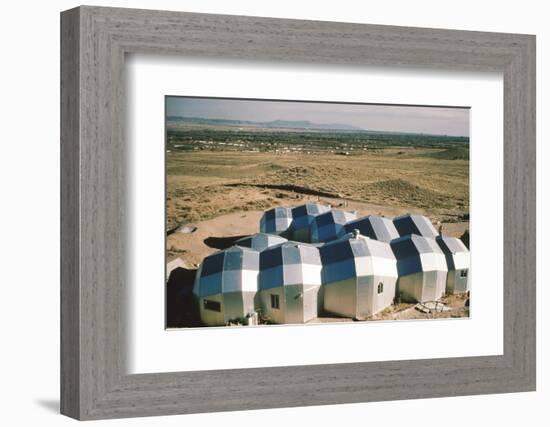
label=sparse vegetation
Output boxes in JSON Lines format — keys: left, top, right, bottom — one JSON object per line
{"left": 166, "top": 122, "right": 469, "bottom": 243}
{"left": 166, "top": 147, "right": 469, "bottom": 231}
{"left": 165, "top": 121, "right": 471, "bottom": 325}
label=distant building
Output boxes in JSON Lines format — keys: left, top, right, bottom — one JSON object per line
{"left": 436, "top": 235, "right": 470, "bottom": 294}
{"left": 320, "top": 233, "right": 398, "bottom": 319}
{"left": 193, "top": 246, "right": 259, "bottom": 326}
{"left": 393, "top": 214, "right": 439, "bottom": 238}
{"left": 390, "top": 234, "right": 448, "bottom": 302}
{"left": 258, "top": 242, "right": 322, "bottom": 324}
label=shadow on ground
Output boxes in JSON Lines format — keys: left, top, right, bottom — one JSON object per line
{"left": 35, "top": 399, "right": 59, "bottom": 414}
{"left": 166, "top": 267, "right": 201, "bottom": 328}
{"left": 203, "top": 235, "right": 248, "bottom": 250}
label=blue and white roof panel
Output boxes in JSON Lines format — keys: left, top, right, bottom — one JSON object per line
{"left": 259, "top": 242, "right": 322, "bottom": 290}
{"left": 290, "top": 203, "right": 331, "bottom": 231}
{"left": 310, "top": 209, "right": 357, "bottom": 243}
{"left": 436, "top": 235, "right": 470, "bottom": 271}
{"left": 194, "top": 246, "right": 260, "bottom": 297}
{"left": 393, "top": 214, "right": 438, "bottom": 238}
{"left": 390, "top": 234, "right": 447, "bottom": 276}
{"left": 259, "top": 207, "right": 293, "bottom": 236}
{"left": 235, "top": 233, "right": 288, "bottom": 252}
{"left": 320, "top": 235, "right": 397, "bottom": 282}
{"left": 344, "top": 215, "right": 400, "bottom": 242}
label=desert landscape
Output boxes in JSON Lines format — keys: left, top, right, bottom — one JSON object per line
{"left": 165, "top": 117, "right": 470, "bottom": 327}
{"left": 166, "top": 124, "right": 469, "bottom": 265}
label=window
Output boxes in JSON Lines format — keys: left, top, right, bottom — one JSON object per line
{"left": 270, "top": 294, "right": 280, "bottom": 309}
{"left": 377, "top": 282, "right": 384, "bottom": 294}
{"left": 203, "top": 299, "right": 221, "bottom": 312}
{"left": 460, "top": 269, "right": 468, "bottom": 278}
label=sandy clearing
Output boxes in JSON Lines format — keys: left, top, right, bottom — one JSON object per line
{"left": 167, "top": 210, "right": 264, "bottom": 266}
{"left": 167, "top": 198, "right": 468, "bottom": 268}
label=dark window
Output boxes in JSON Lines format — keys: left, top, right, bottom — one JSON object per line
{"left": 377, "top": 282, "right": 384, "bottom": 294}
{"left": 460, "top": 269, "right": 468, "bottom": 278}
{"left": 270, "top": 294, "right": 280, "bottom": 309}
{"left": 203, "top": 299, "right": 221, "bottom": 312}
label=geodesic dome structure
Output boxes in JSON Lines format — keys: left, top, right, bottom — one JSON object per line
{"left": 390, "top": 234, "right": 448, "bottom": 302}
{"left": 393, "top": 214, "right": 438, "bottom": 238}
{"left": 258, "top": 241, "right": 322, "bottom": 324}
{"left": 310, "top": 209, "right": 357, "bottom": 243}
{"left": 320, "top": 234, "right": 398, "bottom": 319}
{"left": 344, "top": 215, "right": 400, "bottom": 243}
{"left": 436, "top": 235, "right": 470, "bottom": 294}
{"left": 235, "top": 233, "right": 288, "bottom": 252}
{"left": 289, "top": 203, "right": 331, "bottom": 242}
{"left": 193, "top": 246, "right": 259, "bottom": 326}
{"left": 259, "top": 207, "right": 293, "bottom": 237}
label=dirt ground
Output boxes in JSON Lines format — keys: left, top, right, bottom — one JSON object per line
{"left": 167, "top": 210, "right": 264, "bottom": 266}
{"left": 167, "top": 149, "right": 469, "bottom": 266}
{"left": 369, "top": 293, "right": 470, "bottom": 321}
{"left": 167, "top": 204, "right": 468, "bottom": 267}
{"left": 166, "top": 148, "right": 470, "bottom": 327}
{"left": 299, "top": 293, "right": 470, "bottom": 325}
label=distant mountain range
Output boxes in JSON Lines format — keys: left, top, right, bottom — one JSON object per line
{"left": 166, "top": 116, "right": 365, "bottom": 131}
{"left": 167, "top": 115, "right": 469, "bottom": 140}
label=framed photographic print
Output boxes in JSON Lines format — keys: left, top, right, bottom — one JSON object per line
{"left": 61, "top": 6, "right": 536, "bottom": 420}
{"left": 164, "top": 96, "right": 472, "bottom": 330}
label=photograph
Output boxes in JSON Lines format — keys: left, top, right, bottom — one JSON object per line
{"left": 51, "top": 3, "right": 538, "bottom": 421}
{"left": 165, "top": 96, "right": 471, "bottom": 328}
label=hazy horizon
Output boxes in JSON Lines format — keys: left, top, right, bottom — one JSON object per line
{"left": 166, "top": 96, "right": 470, "bottom": 137}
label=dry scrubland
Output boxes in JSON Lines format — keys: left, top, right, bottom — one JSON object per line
{"left": 165, "top": 146, "right": 470, "bottom": 325}
{"left": 166, "top": 148, "right": 469, "bottom": 266}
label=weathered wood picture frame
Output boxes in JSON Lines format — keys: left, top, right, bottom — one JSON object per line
{"left": 60, "top": 5, "right": 536, "bottom": 420}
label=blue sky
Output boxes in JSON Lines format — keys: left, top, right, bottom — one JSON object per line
{"left": 166, "top": 96, "right": 470, "bottom": 137}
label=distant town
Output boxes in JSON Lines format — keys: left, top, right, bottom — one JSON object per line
{"left": 166, "top": 116, "right": 469, "bottom": 155}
